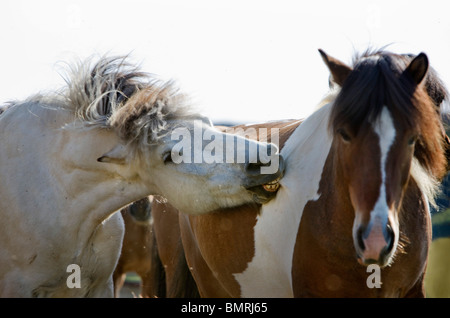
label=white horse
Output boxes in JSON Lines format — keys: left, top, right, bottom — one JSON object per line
{"left": 0, "top": 56, "right": 284, "bottom": 297}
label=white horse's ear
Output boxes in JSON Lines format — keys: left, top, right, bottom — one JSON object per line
{"left": 97, "top": 144, "right": 128, "bottom": 164}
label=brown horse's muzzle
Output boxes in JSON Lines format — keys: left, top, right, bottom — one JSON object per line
{"left": 354, "top": 216, "right": 396, "bottom": 267}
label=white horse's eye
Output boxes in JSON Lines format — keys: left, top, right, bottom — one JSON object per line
{"left": 162, "top": 151, "right": 173, "bottom": 164}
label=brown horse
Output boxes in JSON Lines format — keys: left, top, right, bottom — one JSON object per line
{"left": 154, "top": 48, "right": 449, "bottom": 297}
{"left": 113, "top": 196, "right": 165, "bottom": 298}
{"left": 151, "top": 195, "right": 201, "bottom": 298}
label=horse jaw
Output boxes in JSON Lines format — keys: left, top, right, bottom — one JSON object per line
{"left": 134, "top": 122, "right": 284, "bottom": 215}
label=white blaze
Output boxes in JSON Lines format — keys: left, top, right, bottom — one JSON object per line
{"left": 370, "top": 107, "right": 396, "bottom": 226}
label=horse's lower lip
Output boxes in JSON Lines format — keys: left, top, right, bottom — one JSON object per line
{"left": 357, "top": 257, "right": 369, "bottom": 266}
{"left": 356, "top": 255, "right": 390, "bottom": 268}
{"left": 252, "top": 193, "right": 275, "bottom": 204}
{"left": 247, "top": 182, "right": 280, "bottom": 204}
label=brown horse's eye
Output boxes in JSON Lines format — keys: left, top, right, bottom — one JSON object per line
{"left": 408, "top": 135, "right": 418, "bottom": 146}
{"left": 337, "top": 128, "right": 351, "bottom": 142}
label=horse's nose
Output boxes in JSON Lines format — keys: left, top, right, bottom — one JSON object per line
{"left": 244, "top": 143, "right": 280, "bottom": 177}
{"left": 356, "top": 219, "right": 394, "bottom": 266}
{"left": 241, "top": 150, "right": 284, "bottom": 204}
{"left": 244, "top": 161, "right": 270, "bottom": 176}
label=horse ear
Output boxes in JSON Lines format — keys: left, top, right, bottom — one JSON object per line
{"left": 318, "top": 49, "right": 353, "bottom": 87}
{"left": 405, "top": 52, "right": 429, "bottom": 85}
{"left": 97, "top": 144, "right": 128, "bottom": 164}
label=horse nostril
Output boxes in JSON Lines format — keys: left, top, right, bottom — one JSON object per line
{"left": 357, "top": 227, "right": 366, "bottom": 251}
{"left": 384, "top": 224, "right": 395, "bottom": 253}
{"left": 244, "top": 161, "right": 271, "bottom": 176}
{"left": 267, "top": 144, "right": 278, "bottom": 157}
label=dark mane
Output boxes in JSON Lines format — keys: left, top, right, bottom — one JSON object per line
{"left": 329, "top": 50, "right": 447, "bottom": 179}
{"left": 330, "top": 51, "right": 420, "bottom": 134}
{"left": 402, "top": 53, "right": 449, "bottom": 109}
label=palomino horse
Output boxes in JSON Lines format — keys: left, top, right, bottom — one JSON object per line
{"left": 0, "top": 56, "right": 284, "bottom": 297}
{"left": 156, "top": 49, "right": 449, "bottom": 297}
{"left": 113, "top": 196, "right": 165, "bottom": 298}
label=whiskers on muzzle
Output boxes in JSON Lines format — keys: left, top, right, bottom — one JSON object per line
{"left": 354, "top": 216, "right": 401, "bottom": 268}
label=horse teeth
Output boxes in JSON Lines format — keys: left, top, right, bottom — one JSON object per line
{"left": 262, "top": 177, "right": 281, "bottom": 192}
{"left": 267, "top": 177, "right": 281, "bottom": 185}
{"left": 263, "top": 183, "right": 280, "bottom": 192}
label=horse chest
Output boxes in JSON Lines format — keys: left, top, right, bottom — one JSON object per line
{"left": 291, "top": 197, "right": 429, "bottom": 297}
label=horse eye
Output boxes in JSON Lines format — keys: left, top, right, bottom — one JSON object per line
{"left": 162, "top": 151, "right": 173, "bottom": 164}
{"left": 337, "top": 128, "right": 351, "bottom": 142}
{"left": 408, "top": 136, "right": 418, "bottom": 146}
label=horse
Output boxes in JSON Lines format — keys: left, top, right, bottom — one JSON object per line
{"left": 113, "top": 195, "right": 165, "bottom": 298}
{"left": 0, "top": 55, "right": 284, "bottom": 297}
{"left": 151, "top": 195, "right": 202, "bottom": 298}
{"left": 155, "top": 48, "right": 449, "bottom": 297}
{"left": 114, "top": 194, "right": 200, "bottom": 298}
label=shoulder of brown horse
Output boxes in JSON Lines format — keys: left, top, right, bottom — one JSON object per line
{"left": 216, "top": 119, "right": 302, "bottom": 149}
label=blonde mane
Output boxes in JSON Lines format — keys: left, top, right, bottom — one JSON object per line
{"left": 60, "top": 56, "right": 203, "bottom": 146}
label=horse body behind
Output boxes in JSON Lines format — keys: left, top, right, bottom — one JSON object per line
{"left": 114, "top": 196, "right": 165, "bottom": 298}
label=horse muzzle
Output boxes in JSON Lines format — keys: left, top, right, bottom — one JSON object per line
{"left": 244, "top": 154, "right": 285, "bottom": 204}
{"left": 354, "top": 217, "right": 396, "bottom": 268}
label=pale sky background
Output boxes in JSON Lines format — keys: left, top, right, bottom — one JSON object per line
{"left": 1, "top": 0, "right": 449, "bottom": 124}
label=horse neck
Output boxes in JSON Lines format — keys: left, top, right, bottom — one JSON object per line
{"left": 55, "top": 129, "right": 152, "bottom": 227}
{"left": 325, "top": 145, "right": 356, "bottom": 227}
{"left": 9, "top": 101, "right": 151, "bottom": 230}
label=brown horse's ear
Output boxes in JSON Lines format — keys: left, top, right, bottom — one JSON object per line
{"left": 318, "top": 49, "right": 353, "bottom": 87}
{"left": 404, "top": 52, "right": 429, "bottom": 85}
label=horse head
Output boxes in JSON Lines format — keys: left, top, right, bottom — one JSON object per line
{"left": 78, "top": 57, "right": 285, "bottom": 214}
{"left": 321, "top": 49, "right": 447, "bottom": 267}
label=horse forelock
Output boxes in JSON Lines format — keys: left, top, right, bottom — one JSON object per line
{"left": 62, "top": 55, "right": 202, "bottom": 147}
{"left": 65, "top": 56, "right": 146, "bottom": 123}
{"left": 329, "top": 50, "right": 447, "bottom": 181}
{"left": 108, "top": 81, "right": 202, "bottom": 146}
